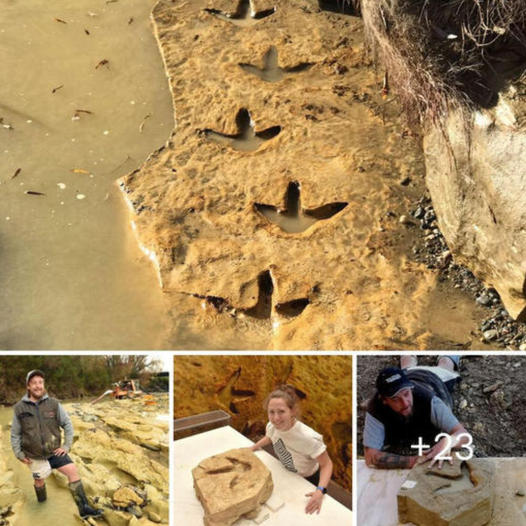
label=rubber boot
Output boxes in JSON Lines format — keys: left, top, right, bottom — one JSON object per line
{"left": 69, "top": 480, "right": 104, "bottom": 519}
{"left": 34, "top": 483, "right": 47, "bottom": 503}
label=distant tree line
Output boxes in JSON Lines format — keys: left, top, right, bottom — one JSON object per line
{"left": 0, "top": 355, "right": 163, "bottom": 403}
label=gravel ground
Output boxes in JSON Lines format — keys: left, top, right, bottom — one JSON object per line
{"left": 408, "top": 195, "right": 526, "bottom": 350}
{"left": 357, "top": 354, "right": 526, "bottom": 458}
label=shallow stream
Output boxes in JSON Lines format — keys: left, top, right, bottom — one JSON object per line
{"left": 0, "top": 405, "right": 78, "bottom": 525}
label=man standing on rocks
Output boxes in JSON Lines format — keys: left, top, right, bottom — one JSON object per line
{"left": 10, "top": 369, "right": 103, "bottom": 519}
{"left": 364, "top": 356, "right": 471, "bottom": 469}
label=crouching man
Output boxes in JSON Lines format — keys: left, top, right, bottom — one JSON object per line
{"left": 10, "top": 369, "right": 103, "bottom": 519}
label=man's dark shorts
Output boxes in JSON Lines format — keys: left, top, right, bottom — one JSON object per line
{"left": 48, "top": 454, "right": 73, "bottom": 469}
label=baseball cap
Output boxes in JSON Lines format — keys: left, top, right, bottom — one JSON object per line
{"left": 26, "top": 370, "right": 45, "bottom": 385}
{"left": 376, "top": 367, "right": 414, "bottom": 398}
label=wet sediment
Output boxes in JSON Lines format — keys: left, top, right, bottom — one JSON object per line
{"left": 0, "top": 396, "right": 169, "bottom": 525}
{"left": 120, "top": 0, "right": 489, "bottom": 349}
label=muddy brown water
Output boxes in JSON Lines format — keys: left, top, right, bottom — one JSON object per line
{"left": 0, "top": 0, "right": 174, "bottom": 349}
{"left": 0, "top": 406, "right": 78, "bottom": 525}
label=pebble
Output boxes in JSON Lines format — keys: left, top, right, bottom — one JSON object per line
{"left": 399, "top": 215, "right": 413, "bottom": 225}
{"left": 483, "top": 381, "right": 503, "bottom": 394}
{"left": 413, "top": 206, "right": 425, "bottom": 219}
{"left": 148, "top": 511, "right": 162, "bottom": 523}
{"left": 424, "top": 210, "right": 436, "bottom": 223}
{"left": 482, "top": 329, "right": 498, "bottom": 342}
{"left": 459, "top": 399, "right": 467, "bottom": 410}
{"left": 516, "top": 489, "right": 526, "bottom": 496}
{"left": 476, "top": 294, "right": 491, "bottom": 306}
{"left": 473, "top": 422, "right": 484, "bottom": 434}
{"left": 520, "top": 343, "right": 526, "bottom": 351}
{"left": 76, "top": 194, "right": 86, "bottom": 200}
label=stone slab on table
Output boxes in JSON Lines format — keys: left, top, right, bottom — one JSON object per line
{"left": 358, "top": 458, "right": 526, "bottom": 526}
{"left": 192, "top": 448, "right": 273, "bottom": 526}
{"left": 174, "top": 426, "right": 352, "bottom": 525}
{"left": 397, "top": 459, "right": 493, "bottom": 526}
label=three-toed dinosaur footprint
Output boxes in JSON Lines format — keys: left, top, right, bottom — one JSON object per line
{"left": 204, "top": 0, "right": 276, "bottom": 27}
{"left": 239, "top": 46, "right": 313, "bottom": 83}
{"left": 254, "top": 181, "right": 348, "bottom": 233}
{"left": 216, "top": 367, "right": 256, "bottom": 414}
{"left": 199, "top": 108, "right": 281, "bottom": 152}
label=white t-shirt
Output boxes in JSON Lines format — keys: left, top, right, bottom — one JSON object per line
{"left": 266, "top": 420, "right": 327, "bottom": 477}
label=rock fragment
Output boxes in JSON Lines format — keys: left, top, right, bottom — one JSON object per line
{"left": 192, "top": 448, "right": 273, "bottom": 526}
{"left": 398, "top": 459, "right": 493, "bottom": 526}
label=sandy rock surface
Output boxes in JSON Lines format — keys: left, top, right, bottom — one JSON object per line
{"left": 63, "top": 395, "right": 169, "bottom": 525}
{"left": 192, "top": 448, "right": 273, "bottom": 526}
{"left": 117, "top": 0, "right": 477, "bottom": 349}
{"left": 398, "top": 459, "right": 493, "bottom": 526}
{"left": 424, "top": 85, "right": 526, "bottom": 322}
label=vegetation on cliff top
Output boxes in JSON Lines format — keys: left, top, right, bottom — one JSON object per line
{"left": 361, "top": 0, "right": 526, "bottom": 121}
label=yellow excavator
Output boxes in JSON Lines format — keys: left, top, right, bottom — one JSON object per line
{"left": 91, "top": 379, "right": 142, "bottom": 404}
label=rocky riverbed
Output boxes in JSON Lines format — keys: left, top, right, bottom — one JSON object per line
{"left": 0, "top": 395, "right": 169, "bottom": 526}
{"left": 408, "top": 196, "right": 526, "bottom": 350}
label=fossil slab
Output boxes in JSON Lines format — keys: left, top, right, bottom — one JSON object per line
{"left": 398, "top": 459, "right": 493, "bottom": 526}
{"left": 192, "top": 448, "right": 273, "bottom": 526}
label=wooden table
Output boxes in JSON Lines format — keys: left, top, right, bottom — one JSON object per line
{"left": 173, "top": 426, "right": 352, "bottom": 525}
{"left": 357, "top": 459, "right": 410, "bottom": 526}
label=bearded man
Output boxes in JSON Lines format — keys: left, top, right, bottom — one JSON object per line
{"left": 10, "top": 369, "right": 103, "bottom": 519}
{"left": 364, "top": 356, "right": 471, "bottom": 469}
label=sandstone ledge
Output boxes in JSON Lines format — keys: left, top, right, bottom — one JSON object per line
{"left": 118, "top": 0, "right": 467, "bottom": 349}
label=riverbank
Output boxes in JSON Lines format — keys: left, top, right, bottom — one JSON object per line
{"left": 119, "top": 0, "right": 498, "bottom": 349}
{"left": 0, "top": 394, "right": 169, "bottom": 525}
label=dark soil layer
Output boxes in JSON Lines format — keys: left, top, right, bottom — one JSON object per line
{"left": 357, "top": 354, "right": 526, "bottom": 458}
